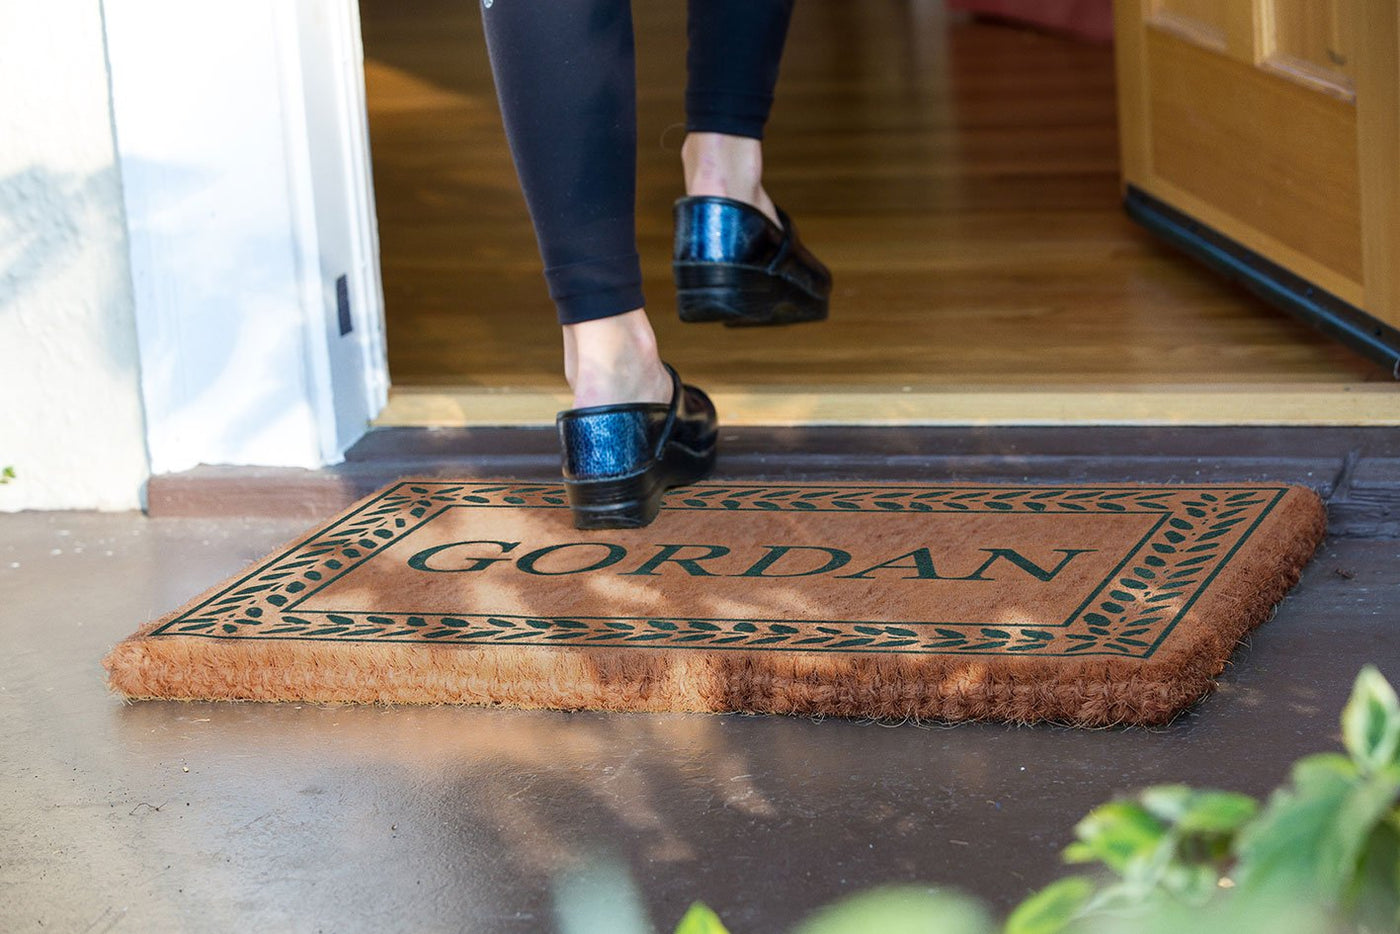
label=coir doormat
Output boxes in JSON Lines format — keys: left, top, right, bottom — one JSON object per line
{"left": 105, "top": 480, "right": 1326, "bottom": 725}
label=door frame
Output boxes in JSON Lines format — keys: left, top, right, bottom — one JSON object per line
{"left": 104, "top": 1, "right": 1397, "bottom": 470}
{"left": 104, "top": 0, "right": 387, "bottom": 475}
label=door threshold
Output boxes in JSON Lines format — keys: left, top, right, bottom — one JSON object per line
{"left": 378, "top": 383, "right": 1399, "bottom": 428}
{"left": 147, "top": 424, "right": 1400, "bottom": 539}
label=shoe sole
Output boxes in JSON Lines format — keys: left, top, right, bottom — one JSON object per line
{"left": 674, "top": 263, "right": 828, "bottom": 327}
{"left": 565, "top": 442, "right": 717, "bottom": 530}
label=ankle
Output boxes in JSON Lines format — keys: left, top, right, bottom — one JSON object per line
{"left": 682, "top": 133, "right": 779, "bottom": 226}
{"left": 683, "top": 133, "right": 762, "bottom": 193}
{"left": 570, "top": 359, "right": 672, "bottom": 410}
{"left": 563, "top": 310, "right": 672, "bottom": 409}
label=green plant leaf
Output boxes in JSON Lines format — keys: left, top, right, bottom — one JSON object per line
{"left": 1138, "top": 786, "right": 1257, "bottom": 835}
{"left": 1086, "top": 886, "right": 1331, "bottom": 934}
{"left": 1118, "top": 832, "right": 1179, "bottom": 893}
{"left": 1236, "top": 752, "right": 1400, "bottom": 903}
{"left": 1066, "top": 802, "right": 1168, "bottom": 875}
{"left": 1136, "top": 785, "right": 1192, "bottom": 824}
{"left": 1178, "top": 791, "right": 1258, "bottom": 835}
{"left": 1294, "top": 752, "right": 1360, "bottom": 789}
{"left": 1157, "top": 861, "right": 1221, "bottom": 907}
{"left": 675, "top": 902, "right": 732, "bottom": 934}
{"left": 1234, "top": 756, "right": 1351, "bottom": 897}
{"left": 794, "top": 887, "right": 993, "bottom": 934}
{"left": 1062, "top": 842, "right": 1094, "bottom": 864}
{"left": 1004, "top": 875, "right": 1094, "bottom": 934}
{"left": 1349, "top": 816, "right": 1400, "bottom": 932}
{"left": 1329, "top": 767, "right": 1400, "bottom": 898}
{"left": 1342, "top": 665, "right": 1400, "bottom": 775}
{"left": 1072, "top": 874, "right": 1186, "bottom": 923}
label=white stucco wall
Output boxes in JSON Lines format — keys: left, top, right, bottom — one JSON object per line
{"left": 0, "top": 1, "right": 150, "bottom": 511}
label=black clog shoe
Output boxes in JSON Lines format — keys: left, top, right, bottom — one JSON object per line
{"left": 673, "top": 195, "right": 832, "bottom": 326}
{"left": 557, "top": 364, "right": 718, "bottom": 530}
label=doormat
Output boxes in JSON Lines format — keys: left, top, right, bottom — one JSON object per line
{"left": 105, "top": 480, "right": 1326, "bottom": 726}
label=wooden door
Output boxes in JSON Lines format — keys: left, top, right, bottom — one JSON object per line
{"left": 1115, "top": 0, "right": 1400, "bottom": 371}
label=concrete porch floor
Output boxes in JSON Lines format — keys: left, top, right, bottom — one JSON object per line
{"left": 3, "top": 437, "right": 1399, "bottom": 932}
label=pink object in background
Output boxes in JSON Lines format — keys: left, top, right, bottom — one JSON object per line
{"left": 946, "top": 0, "right": 1115, "bottom": 43}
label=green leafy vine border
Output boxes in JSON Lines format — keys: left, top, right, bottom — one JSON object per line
{"left": 151, "top": 482, "right": 1287, "bottom": 659}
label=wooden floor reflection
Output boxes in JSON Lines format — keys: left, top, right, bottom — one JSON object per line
{"left": 359, "top": 0, "right": 1392, "bottom": 424}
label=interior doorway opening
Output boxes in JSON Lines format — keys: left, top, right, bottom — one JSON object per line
{"left": 356, "top": 0, "right": 1394, "bottom": 428}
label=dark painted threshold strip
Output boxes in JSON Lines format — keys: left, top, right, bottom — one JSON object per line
{"left": 146, "top": 426, "right": 1400, "bottom": 539}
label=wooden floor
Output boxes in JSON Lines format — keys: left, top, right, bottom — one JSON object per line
{"left": 359, "top": 0, "right": 1395, "bottom": 425}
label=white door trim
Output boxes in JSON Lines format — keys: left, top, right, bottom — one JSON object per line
{"left": 104, "top": 0, "right": 386, "bottom": 475}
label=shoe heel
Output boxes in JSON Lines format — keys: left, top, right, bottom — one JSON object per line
{"left": 564, "top": 471, "right": 663, "bottom": 530}
{"left": 563, "top": 442, "right": 716, "bottom": 530}
{"left": 674, "top": 264, "right": 781, "bottom": 323}
{"left": 666, "top": 440, "right": 718, "bottom": 486}
{"left": 674, "top": 263, "right": 828, "bottom": 326}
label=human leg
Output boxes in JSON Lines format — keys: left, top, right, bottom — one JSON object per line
{"left": 674, "top": 0, "right": 830, "bottom": 327}
{"left": 681, "top": 0, "right": 796, "bottom": 226}
{"left": 684, "top": 0, "right": 795, "bottom": 141}
{"left": 479, "top": 0, "right": 716, "bottom": 528}
{"left": 479, "top": 0, "right": 667, "bottom": 406}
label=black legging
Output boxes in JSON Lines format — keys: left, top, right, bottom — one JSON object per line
{"left": 481, "top": 0, "right": 795, "bottom": 326}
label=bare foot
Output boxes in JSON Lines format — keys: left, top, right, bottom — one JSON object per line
{"left": 562, "top": 308, "right": 672, "bottom": 409}
{"left": 682, "top": 132, "right": 781, "bottom": 228}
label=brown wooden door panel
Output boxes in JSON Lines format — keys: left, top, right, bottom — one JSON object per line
{"left": 1148, "top": 29, "right": 1362, "bottom": 284}
{"left": 1116, "top": 0, "right": 1400, "bottom": 368}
